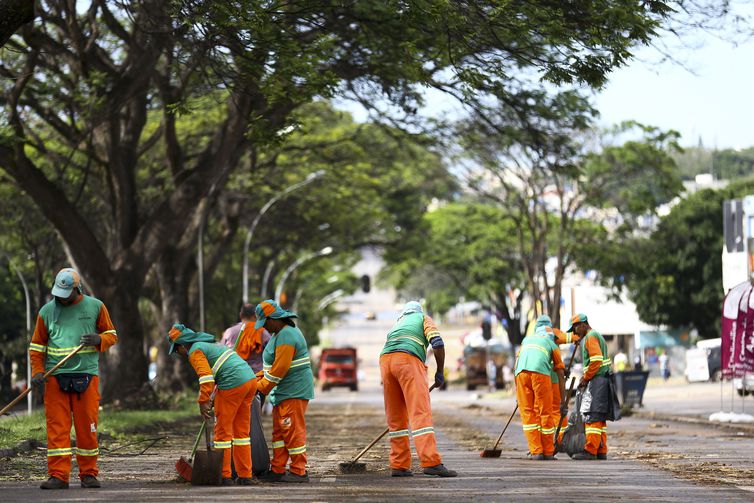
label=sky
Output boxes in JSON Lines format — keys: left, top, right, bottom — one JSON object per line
{"left": 593, "top": 30, "right": 754, "bottom": 150}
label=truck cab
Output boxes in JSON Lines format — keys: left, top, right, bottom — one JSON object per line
{"left": 318, "top": 347, "right": 358, "bottom": 391}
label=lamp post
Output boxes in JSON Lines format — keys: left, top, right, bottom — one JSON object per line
{"left": 275, "top": 246, "right": 334, "bottom": 305}
{"left": 242, "top": 170, "right": 326, "bottom": 303}
{"left": 1, "top": 253, "right": 32, "bottom": 415}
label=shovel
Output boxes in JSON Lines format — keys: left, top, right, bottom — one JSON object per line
{"left": 191, "top": 418, "right": 224, "bottom": 486}
{"left": 339, "top": 383, "right": 438, "bottom": 474}
{"left": 0, "top": 344, "right": 85, "bottom": 417}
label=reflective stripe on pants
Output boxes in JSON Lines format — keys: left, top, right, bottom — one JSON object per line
{"left": 215, "top": 379, "right": 256, "bottom": 478}
{"left": 515, "top": 370, "right": 555, "bottom": 455}
{"left": 271, "top": 398, "right": 309, "bottom": 476}
{"left": 585, "top": 421, "right": 607, "bottom": 455}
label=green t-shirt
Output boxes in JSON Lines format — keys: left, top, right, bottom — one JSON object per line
{"left": 515, "top": 333, "right": 558, "bottom": 377}
{"left": 189, "top": 342, "right": 253, "bottom": 390}
{"left": 380, "top": 312, "right": 429, "bottom": 361}
{"left": 38, "top": 296, "right": 102, "bottom": 375}
{"left": 263, "top": 326, "right": 314, "bottom": 406}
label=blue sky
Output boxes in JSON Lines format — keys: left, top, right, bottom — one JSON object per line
{"left": 593, "top": 31, "right": 754, "bottom": 150}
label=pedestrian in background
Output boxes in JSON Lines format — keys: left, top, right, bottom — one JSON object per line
{"left": 29, "top": 268, "right": 118, "bottom": 490}
{"left": 380, "top": 301, "right": 457, "bottom": 477}
{"left": 254, "top": 300, "right": 314, "bottom": 483}
{"left": 168, "top": 324, "right": 257, "bottom": 485}
{"left": 222, "top": 303, "right": 272, "bottom": 375}
{"left": 570, "top": 313, "right": 615, "bottom": 460}
{"left": 515, "top": 317, "right": 566, "bottom": 460}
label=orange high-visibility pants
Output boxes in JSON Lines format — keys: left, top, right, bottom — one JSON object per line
{"left": 515, "top": 370, "right": 555, "bottom": 456}
{"left": 271, "top": 398, "right": 309, "bottom": 476}
{"left": 379, "top": 352, "right": 442, "bottom": 470}
{"left": 585, "top": 421, "right": 607, "bottom": 455}
{"left": 215, "top": 379, "right": 256, "bottom": 478}
{"left": 551, "top": 381, "right": 568, "bottom": 443}
{"left": 44, "top": 375, "right": 100, "bottom": 481}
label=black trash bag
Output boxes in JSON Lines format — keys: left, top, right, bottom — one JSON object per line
{"left": 608, "top": 372, "right": 622, "bottom": 422}
{"left": 561, "top": 390, "right": 587, "bottom": 458}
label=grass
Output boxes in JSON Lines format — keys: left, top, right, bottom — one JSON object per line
{"left": 0, "top": 394, "right": 197, "bottom": 449}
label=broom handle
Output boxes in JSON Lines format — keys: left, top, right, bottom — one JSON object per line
{"left": 491, "top": 403, "right": 518, "bottom": 451}
{"left": 189, "top": 422, "right": 206, "bottom": 461}
{"left": 0, "top": 344, "right": 86, "bottom": 417}
{"left": 351, "top": 383, "right": 438, "bottom": 464}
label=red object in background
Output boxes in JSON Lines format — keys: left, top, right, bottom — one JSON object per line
{"left": 319, "top": 347, "right": 358, "bottom": 391}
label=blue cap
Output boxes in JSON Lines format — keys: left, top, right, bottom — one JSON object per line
{"left": 52, "top": 268, "right": 81, "bottom": 298}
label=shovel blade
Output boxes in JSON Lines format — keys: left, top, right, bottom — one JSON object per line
{"left": 191, "top": 449, "right": 224, "bottom": 486}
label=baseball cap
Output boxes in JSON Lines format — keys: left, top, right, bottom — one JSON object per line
{"left": 566, "top": 313, "right": 588, "bottom": 332}
{"left": 51, "top": 268, "right": 81, "bottom": 298}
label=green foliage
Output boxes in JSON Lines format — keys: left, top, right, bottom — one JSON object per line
{"left": 674, "top": 145, "right": 754, "bottom": 182}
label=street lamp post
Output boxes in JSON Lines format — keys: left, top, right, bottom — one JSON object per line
{"left": 242, "top": 170, "right": 326, "bottom": 303}
{"left": 1, "top": 253, "right": 32, "bottom": 415}
{"left": 274, "top": 246, "right": 334, "bottom": 305}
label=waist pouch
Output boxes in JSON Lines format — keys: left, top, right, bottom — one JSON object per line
{"left": 56, "top": 373, "right": 92, "bottom": 394}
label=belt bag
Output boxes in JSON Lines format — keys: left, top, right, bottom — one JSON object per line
{"left": 56, "top": 373, "right": 92, "bottom": 394}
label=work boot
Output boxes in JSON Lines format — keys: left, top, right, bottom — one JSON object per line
{"left": 529, "top": 453, "right": 545, "bottom": 461}
{"left": 597, "top": 453, "right": 608, "bottom": 460}
{"left": 391, "top": 469, "right": 413, "bottom": 477}
{"left": 572, "top": 452, "right": 597, "bottom": 460}
{"left": 543, "top": 455, "right": 557, "bottom": 460}
{"left": 280, "top": 472, "right": 309, "bottom": 483}
{"left": 236, "top": 477, "right": 260, "bottom": 485}
{"left": 80, "top": 475, "right": 101, "bottom": 488}
{"left": 40, "top": 477, "right": 69, "bottom": 490}
{"left": 422, "top": 464, "right": 458, "bottom": 477}
{"left": 258, "top": 470, "right": 285, "bottom": 483}
{"left": 221, "top": 477, "right": 235, "bottom": 486}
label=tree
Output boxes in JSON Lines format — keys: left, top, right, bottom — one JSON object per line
{"left": 0, "top": 1, "right": 677, "bottom": 400}
{"left": 0, "top": 0, "right": 33, "bottom": 47}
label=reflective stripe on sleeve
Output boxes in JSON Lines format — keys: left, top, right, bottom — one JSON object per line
{"left": 198, "top": 375, "right": 215, "bottom": 385}
{"left": 264, "top": 371, "right": 282, "bottom": 383}
{"left": 100, "top": 330, "right": 117, "bottom": 336}
{"left": 289, "top": 356, "right": 311, "bottom": 368}
{"left": 29, "top": 343, "right": 47, "bottom": 353}
{"left": 272, "top": 440, "right": 285, "bottom": 449}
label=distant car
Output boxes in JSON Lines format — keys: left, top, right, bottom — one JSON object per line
{"left": 318, "top": 347, "right": 358, "bottom": 391}
{"left": 365, "top": 311, "right": 377, "bottom": 320}
{"left": 734, "top": 374, "right": 754, "bottom": 396}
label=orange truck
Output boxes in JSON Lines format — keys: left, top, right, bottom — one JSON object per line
{"left": 318, "top": 347, "right": 358, "bottom": 391}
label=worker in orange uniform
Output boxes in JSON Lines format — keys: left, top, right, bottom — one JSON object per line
{"left": 568, "top": 313, "right": 616, "bottom": 460}
{"left": 28, "top": 268, "right": 118, "bottom": 490}
{"left": 533, "top": 315, "right": 580, "bottom": 445}
{"left": 253, "top": 300, "right": 314, "bottom": 483}
{"left": 379, "top": 301, "right": 457, "bottom": 477}
{"left": 168, "top": 324, "right": 257, "bottom": 485}
{"left": 515, "top": 318, "right": 566, "bottom": 460}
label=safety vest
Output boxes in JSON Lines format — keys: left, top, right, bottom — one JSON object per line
{"left": 533, "top": 325, "right": 562, "bottom": 384}
{"left": 515, "top": 333, "right": 558, "bottom": 377}
{"left": 189, "top": 342, "right": 253, "bottom": 390}
{"left": 37, "top": 296, "right": 104, "bottom": 375}
{"left": 581, "top": 329, "right": 611, "bottom": 377}
{"left": 263, "top": 326, "right": 314, "bottom": 406}
{"left": 381, "top": 312, "right": 429, "bottom": 361}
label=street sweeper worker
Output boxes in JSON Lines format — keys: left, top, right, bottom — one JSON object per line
{"left": 167, "top": 324, "right": 257, "bottom": 485}
{"left": 379, "top": 301, "right": 457, "bottom": 477}
{"left": 569, "top": 313, "right": 614, "bottom": 460}
{"left": 221, "top": 303, "right": 271, "bottom": 374}
{"left": 28, "top": 267, "right": 118, "bottom": 490}
{"left": 515, "top": 320, "right": 566, "bottom": 460}
{"left": 533, "top": 315, "right": 580, "bottom": 444}
{"left": 253, "top": 300, "right": 314, "bottom": 483}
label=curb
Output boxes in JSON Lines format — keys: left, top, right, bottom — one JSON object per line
{"left": 631, "top": 409, "right": 754, "bottom": 433}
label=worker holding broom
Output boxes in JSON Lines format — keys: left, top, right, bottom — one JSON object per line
{"left": 29, "top": 267, "right": 118, "bottom": 490}
{"left": 533, "top": 315, "right": 580, "bottom": 445}
{"left": 379, "top": 301, "right": 457, "bottom": 477}
{"left": 515, "top": 317, "right": 566, "bottom": 460}
{"left": 253, "top": 300, "right": 314, "bottom": 483}
{"left": 168, "top": 324, "right": 257, "bottom": 485}
{"left": 568, "top": 314, "right": 617, "bottom": 460}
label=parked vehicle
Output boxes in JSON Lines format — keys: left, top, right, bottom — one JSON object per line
{"left": 318, "top": 347, "right": 358, "bottom": 391}
{"left": 463, "top": 344, "right": 507, "bottom": 391}
{"left": 687, "top": 338, "right": 722, "bottom": 383}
